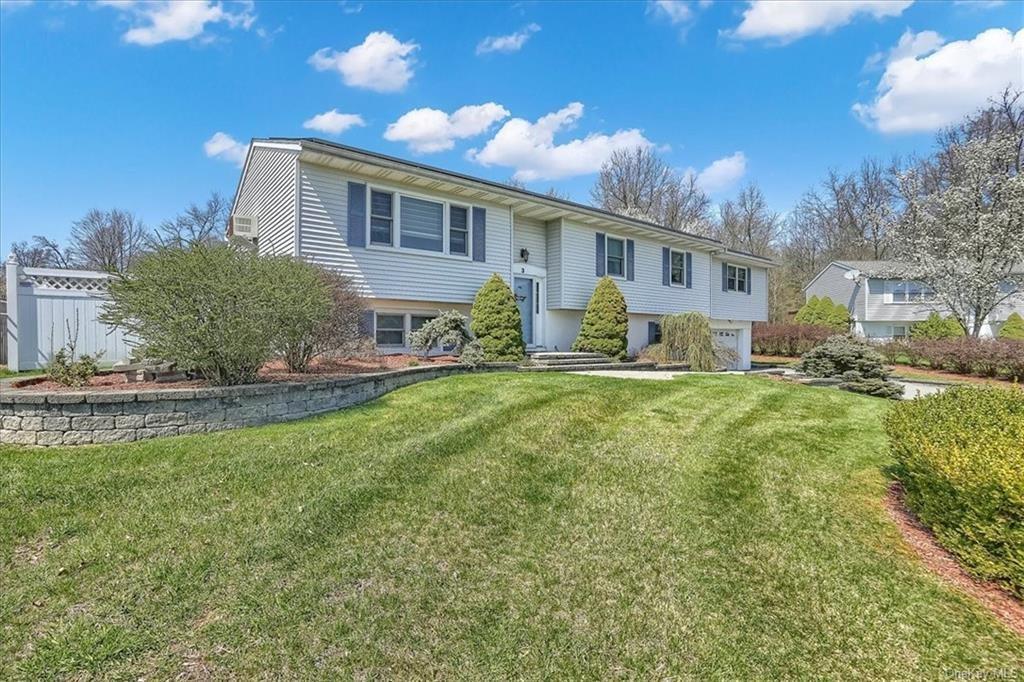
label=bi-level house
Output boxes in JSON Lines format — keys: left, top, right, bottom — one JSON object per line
{"left": 804, "top": 260, "right": 1024, "bottom": 339}
{"left": 230, "top": 139, "right": 774, "bottom": 368}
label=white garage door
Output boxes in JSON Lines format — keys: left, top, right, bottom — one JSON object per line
{"left": 712, "top": 329, "right": 739, "bottom": 370}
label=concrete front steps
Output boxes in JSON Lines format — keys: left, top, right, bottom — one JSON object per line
{"left": 520, "top": 351, "right": 658, "bottom": 372}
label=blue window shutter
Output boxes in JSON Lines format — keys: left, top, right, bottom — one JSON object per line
{"left": 746, "top": 267, "right": 752, "bottom": 295}
{"left": 626, "top": 239, "right": 635, "bottom": 281}
{"left": 472, "top": 207, "right": 486, "bottom": 262}
{"left": 347, "top": 182, "right": 366, "bottom": 247}
{"left": 662, "top": 247, "right": 670, "bottom": 286}
{"left": 648, "top": 321, "right": 658, "bottom": 345}
{"left": 685, "top": 252, "right": 693, "bottom": 288}
{"left": 595, "top": 232, "right": 606, "bottom": 276}
{"left": 721, "top": 262, "right": 728, "bottom": 291}
{"left": 359, "top": 309, "right": 374, "bottom": 337}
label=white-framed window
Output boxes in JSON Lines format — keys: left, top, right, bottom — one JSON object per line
{"left": 449, "top": 205, "right": 469, "bottom": 256}
{"left": 726, "top": 263, "right": 748, "bottom": 293}
{"left": 891, "top": 325, "right": 908, "bottom": 338}
{"left": 369, "top": 190, "right": 394, "bottom": 246}
{"left": 365, "top": 184, "right": 474, "bottom": 259}
{"left": 606, "top": 236, "right": 625, "bottom": 278}
{"left": 670, "top": 250, "right": 687, "bottom": 286}
{"left": 891, "top": 280, "right": 933, "bottom": 303}
{"left": 375, "top": 313, "right": 406, "bottom": 347}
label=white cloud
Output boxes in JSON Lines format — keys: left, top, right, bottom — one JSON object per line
{"left": 1, "top": 1, "right": 34, "bottom": 12}
{"left": 308, "top": 31, "right": 418, "bottom": 93}
{"left": 384, "top": 103, "right": 510, "bottom": 153}
{"left": 692, "top": 152, "right": 748, "bottom": 193}
{"left": 731, "top": 1, "right": 912, "bottom": 44}
{"left": 854, "top": 27, "right": 1024, "bottom": 133}
{"left": 204, "top": 132, "right": 248, "bottom": 167}
{"left": 302, "top": 109, "right": 366, "bottom": 136}
{"left": 339, "top": 1, "right": 362, "bottom": 14}
{"left": 648, "top": 1, "right": 693, "bottom": 25}
{"left": 468, "top": 102, "right": 653, "bottom": 182}
{"left": 476, "top": 23, "right": 540, "bottom": 55}
{"left": 97, "top": 1, "right": 256, "bottom": 46}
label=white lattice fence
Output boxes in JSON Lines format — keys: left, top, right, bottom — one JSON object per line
{"left": 4, "top": 261, "right": 134, "bottom": 371}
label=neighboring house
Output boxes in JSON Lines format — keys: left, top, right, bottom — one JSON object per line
{"left": 803, "top": 260, "right": 1024, "bottom": 339}
{"left": 230, "top": 139, "right": 774, "bottom": 369}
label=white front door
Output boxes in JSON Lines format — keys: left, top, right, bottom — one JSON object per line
{"left": 712, "top": 329, "right": 739, "bottom": 370}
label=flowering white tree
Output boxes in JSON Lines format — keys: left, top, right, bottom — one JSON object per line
{"left": 890, "top": 130, "right": 1023, "bottom": 336}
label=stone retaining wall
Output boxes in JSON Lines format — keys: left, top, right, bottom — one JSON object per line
{"left": 1, "top": 364, "right": 505, "bottom": 447}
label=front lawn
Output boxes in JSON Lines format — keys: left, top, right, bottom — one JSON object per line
{"left": 1, "top": 373, "right": 1020, "bottom": 678}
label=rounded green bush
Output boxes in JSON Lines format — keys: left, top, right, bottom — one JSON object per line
{"left": 884, "top": 386, "right": 1024, "bottom": 596}
{"left": 911, "top": 312, "right": 964, "bottom": 340}
{"left": 797, "top": 335, "right": 889, "bottom": 380}
{"left": 470, "top": 274, "right": 525, "bottom": 362}
{"left": 998, "top": 312, "right": 1024, "bottom": 340}
{"left": 572, "top": 277, "right": 629, "bottom": 361}
{"left": 794, "top": 296, "right": 849, "bottom": 332}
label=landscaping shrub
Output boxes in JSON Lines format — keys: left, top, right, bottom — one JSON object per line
{"left": 884, "top": 386, "right": 1024, "bottom": 596}
{"left": 103, "top": 245, "right": 363, "bottom": 385}
{"left": 470, "top": 274, "right": 525, "bottom": 362}
{"left": 572, "top": 277, "right": 629, "bottom": 361}
{"left": 751, "top": 322, "right": 832, "bottom": 357}
{"left": 798, "top": 336, "right": 903, "bottom": 398}
{"left": 999, "top": 312, "right": 1024, "bottom": 340}
{"left": 263, "top": 257, "right": 334, "bottom": 373}
{"left": 910, "top": 312, "right": 964, "bottom": 340}
{"left": 46, "top": 348, "right": 100, "bottom": 388}
{"left": 794, "top": 296, "right": 850, "bottom": 332}
{"left": 660, "top": 312, "right": 721, "bottom": 371}
{"left": 637, "top": 342, "right": 668, "bottom": 363}
{"left": 875, "top": 338, "right": 909, "bottom": 365}
{"left": 410, "top": 310, "right": 473, "bottom": 358}
{"left": 798, "top": 335, "right": 889, "bottom": 380}
{"left": 910, "top": 338, "right": 1024, "bottom": 380}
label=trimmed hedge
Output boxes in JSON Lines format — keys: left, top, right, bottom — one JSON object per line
{"left": 752, "top": 322, "right": 832, "bottom": 357}
{"left": 470, "top": 274, "right": 525, "bottom": 362}
{"left": 884, "top": 386, "right": 1024, "bottom": 596}
{"left": 572, "top": 277, "right": 628, "bottom": 361}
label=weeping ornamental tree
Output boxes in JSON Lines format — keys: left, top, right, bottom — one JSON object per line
{"left": 890, "top": 110, "right": 1024, "bottom": 337}
{"left": 660, "top": 312, "right": 720, "bottom": 371}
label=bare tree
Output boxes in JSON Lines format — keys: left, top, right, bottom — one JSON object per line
{"left": 153, "top": 192, "right": 229, "bottom": 249}
{"left": 69, "top": 209, "right": 150, "bottom": 272}
{"left": 591, "top": 146, "right": 713, "bottom": 233}
{"left": 544, "top": 186, "right": 572, "bottom": 201}
{"left": 716, "top": 183, "right": 780, "bottom": 255}
{"left": 9, "top": 237, "right": 70, "bottom": 268}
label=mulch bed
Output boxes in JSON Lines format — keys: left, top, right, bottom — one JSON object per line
{"left": 11, "top": 355, "right": 460, "bottom": 392}
{"left": 885, "top": 483, "right": 1023, "bottom": 637}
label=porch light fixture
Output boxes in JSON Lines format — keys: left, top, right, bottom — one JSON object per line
{"left": 520, "top": 248, "right": 530, "bottom": 262}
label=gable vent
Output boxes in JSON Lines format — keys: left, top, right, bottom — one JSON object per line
{"left": 232, "top": 215, "right": 258, "bottom": 239}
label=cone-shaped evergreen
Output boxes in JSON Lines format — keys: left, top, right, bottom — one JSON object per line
{"left": 470, "top": 274, "right": 525, "bottom": 361}
{"left": 572, "top": 277, "right": 629, "bottom": 360}
{"left": 999, "top": 312, "right": 1024, "bottom": 340}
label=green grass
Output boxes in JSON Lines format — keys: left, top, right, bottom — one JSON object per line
{"left": 0, "top": 367, "right": 44, "bottom": 379}
{"left": 1, "top": 373, "right": 1020, "bottom": 679}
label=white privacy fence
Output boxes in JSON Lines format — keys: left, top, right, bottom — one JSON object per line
{"left": 3, "top": 261, "right": 134, "bottom": 371}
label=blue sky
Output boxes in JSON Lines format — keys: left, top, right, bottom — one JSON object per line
{"left": 1, "top": 0, "right": 1021, "bottom": 255}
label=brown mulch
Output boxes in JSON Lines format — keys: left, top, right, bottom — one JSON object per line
{"left": 11, "top": 355, "right": 460, "bottom": 392}
{"left": 884, "top": 483, "right": 1024, "bottom": 637}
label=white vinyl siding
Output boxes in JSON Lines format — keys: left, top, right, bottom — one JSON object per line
{"left": 864, "top": 278, "right": 936, "bottom": 322}
{"left": 804, "top": 263, "right": 863, "bottom": 320}
{"left": 514, "top": 216, "right": 547, "bottom": 265}
{"left": 557, "top": 220, "right": 712, "bottom": 316}
{"left": 710, "top": 257, "right": 769, "bottom": 321}
{"left": 546, "top": 219, "right": 563, "bottom": 308}
{"left": 233, "top": 145, "right": 298, "bottom": 256}
{"left": 298, "top": 160, "right": 512, "bottom": 303}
